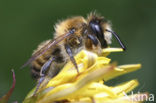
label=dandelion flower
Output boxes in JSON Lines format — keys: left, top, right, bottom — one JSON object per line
{"left": 23, "top": 48, "right": 148, "bottom": 103}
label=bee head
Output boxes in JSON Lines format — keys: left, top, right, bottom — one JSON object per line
{"left": 88, "top": 13, "right": 111, "bottom": 48}
{"left": 87, "top": 12, "right": 126, "bottom": 50}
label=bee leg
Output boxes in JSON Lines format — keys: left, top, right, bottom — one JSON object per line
{"left": 33, "top": 57, "right": 55, "bottom": 96}
{"left": 33, "top": 76, "right": 45, "bottom": 96}
{"left": 65, "top": 44, "right": 79, "bottom": 73}
{"left": 87, "top": 34, "right": 99, "bottom": 46}
{"left": 40, "top": 57, "right": 55, "bottom": 76}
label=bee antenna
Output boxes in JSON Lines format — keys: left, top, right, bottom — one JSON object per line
{"left": 106, "top": 29, "right": 126, "bottom": 51}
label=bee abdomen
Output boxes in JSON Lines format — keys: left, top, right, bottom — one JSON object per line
{"left": 31, "top": 66, "right": 40, "bottom": 79}
{"left": 31, "top": 57, "right": 47, "bottom": 79}
{"left": 31, "top": 46, "right": 64, "bottom": 80}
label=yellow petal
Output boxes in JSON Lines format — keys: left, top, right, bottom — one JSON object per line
{"left": 37, "top": 66, "right": 114, "bottom": 103}
{"left": 23, "top": 49, "right": 145, "bottom": 103}
{"left": 90, "top": 79, "right": 139, "bottom": 100}
{"left": 67, "top": 92, "right": 148, "bottom": 103}
{"left": 103, "top": 64, "right": 141, "bottom": 81}
{"left": 111, "top": 79, "right": 139, "bottom": 96}
{"left": 46, "top": 50, "right": 110, "bottom": 88}
{"left": 67, "top": 82, "right": 117, "bottom": 99}
{"left": 102, "top": 47, "right": 123, "bottom": 56}
{"left": 95, "top": 92, "right": 148, "bottom": 103}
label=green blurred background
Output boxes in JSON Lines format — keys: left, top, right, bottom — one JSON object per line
{"left": 0, "top": 0, "right": 156, "bottom": 102}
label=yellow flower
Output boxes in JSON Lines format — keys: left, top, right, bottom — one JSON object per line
{"left": 23, "top": 48, "right": 148, "bottom": 103}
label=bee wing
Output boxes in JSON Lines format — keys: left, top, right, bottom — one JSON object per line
{"left": 21, "top": 30, "right": 74, "bottom": 69}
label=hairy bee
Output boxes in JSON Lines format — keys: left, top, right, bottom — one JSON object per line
{"left": 22, "top": 12, "right": 126, "bottom": 94}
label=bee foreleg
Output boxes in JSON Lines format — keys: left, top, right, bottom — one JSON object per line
{"left": 87, "top": 34, "right": 99, "bottom": 46}
{"left": 65, "top": 44, "right": 79, "bottom": 73}
{"left": 33, "top": 57, "right": 55, "bottom": 96}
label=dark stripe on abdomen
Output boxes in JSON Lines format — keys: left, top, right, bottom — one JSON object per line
{"left": 31, "top": 66, "right": 40, "bottom": 79}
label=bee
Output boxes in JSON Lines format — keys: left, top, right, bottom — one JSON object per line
{"left": 22, "top": 12, "right": 126, "bottom": 95}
